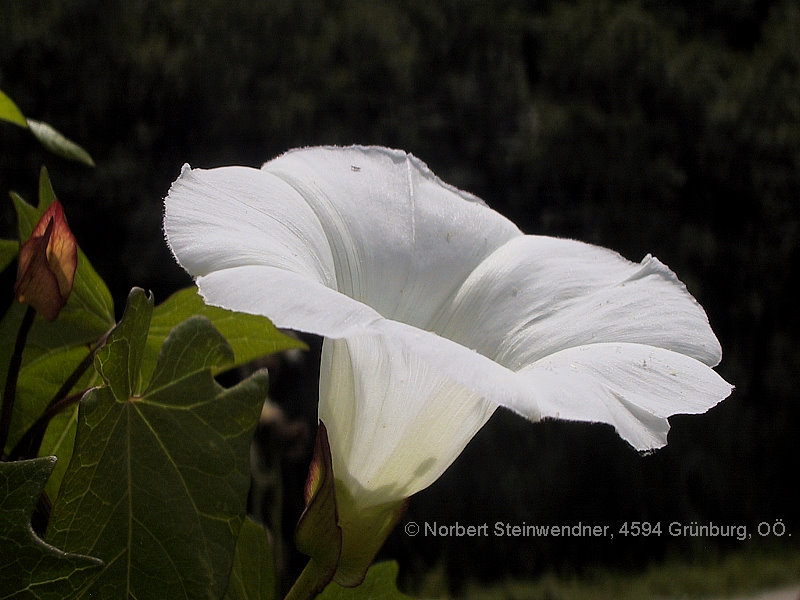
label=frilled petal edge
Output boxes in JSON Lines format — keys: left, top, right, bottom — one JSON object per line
{"left": 517, "top": 342, "right": 733, "bottom": 450}
{"left": 436, "top": 235, "right": 723, "bottom": 370}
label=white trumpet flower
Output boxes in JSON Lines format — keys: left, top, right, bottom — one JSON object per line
{"left": 163, "top": 145, "right": 731, "bottom": 577}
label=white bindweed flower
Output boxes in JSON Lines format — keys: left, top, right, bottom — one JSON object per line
{"left": 163, "top": 145, "right": 731, "bottom": 581}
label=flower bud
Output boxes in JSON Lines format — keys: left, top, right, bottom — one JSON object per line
{"left": 14, "top": 200, "right": 78, "bottom": 320}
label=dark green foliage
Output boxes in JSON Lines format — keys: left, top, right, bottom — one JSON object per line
{"left": 0, "top": 457, "right": 102, "bottom": 599}
{"left": 46, "top": 289, "right": 272, "bottom": 598}
{"left": 224, "top": 517, "right": 278, "bottom": 600}
{"left": 2, "top": 0, "right": 797, "bottom": 584}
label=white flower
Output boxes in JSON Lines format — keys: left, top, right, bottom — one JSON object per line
{"left": 163, "top": 145, "right": 732, "bottom": 513}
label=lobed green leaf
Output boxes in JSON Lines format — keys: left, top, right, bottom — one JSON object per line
{"left": 146, "top": 314, "right": 234, "bottom": 392}
{"left": 0, "top": 457, "right": 102, "bottom": 599}
{"left": 94, "top": 288, "right": 153, "bottom": 400}
{"left": 47, "top": 288, "right": 271, "bottom": 599}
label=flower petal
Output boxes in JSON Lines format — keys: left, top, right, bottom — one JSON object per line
{"left": 191, "top": 265, "right": 542, "bottom": 413}
{"left": 165, "top": 146, "right": 520, "bottom": 334}
{"left": 517, "top": 342, "right": 733, "bottom": 450}
{"left": 164, "top": 164, "right": 336, "bottom": 286}
{"left": 34, "top": 200, "right": 77, "bottom": 300}
{"left": 193, "top": 265, "right": 383, "bottom": 338}
{"left": 435, "top": 235, "right": 723, "bottom": 370}
{"left": 15, "top": 219, "right": 63, "bottom": 320}
{"left": 262, "top": 146, "right": 521, "bottom": 328}
{"left": 15, "top": 199, "right": 78, "bottom": 320}
{"left": 319, "top": 335, "right": 496, "bottom": 508}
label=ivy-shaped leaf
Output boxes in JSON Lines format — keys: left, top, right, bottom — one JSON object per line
{"left": 223, "top": 517, "right": 277, "bottom": 600}
{"left": 317, "top": 562, "right": 414, "bottom": 600}
{"left": 47, "top": 288, "right": 271, "bottom": 600}
{"left": 0, "top": 456, "right": 102, "bottom": 599}
{"left": 93, "top": 288, "right": 153, "bottom": 400}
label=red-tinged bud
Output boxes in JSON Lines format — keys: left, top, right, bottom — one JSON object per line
{"left": 285, "top": 422, "right": 342, "bottom": 600}
{"left": 14, "top": 200, "right": 78, "bottom": 321}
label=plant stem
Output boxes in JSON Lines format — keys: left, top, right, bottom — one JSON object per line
{"left": 0, "top": 305, "right": 36, "bottom": 459}
{"left": 44, "top": 323, "right": 112, "bottom": 412}
{"left": 8, "top": 388, "right": 88, "bottom": 461}
{"left": 283, "top": 559, "right": 334, "bottom": 600}
{"left": 6, "top": 325, "right": 111, "bottom": 461}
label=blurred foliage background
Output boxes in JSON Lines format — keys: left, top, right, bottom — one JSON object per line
{"left": 1, "top": 0, "right": 798, "bottom": 591}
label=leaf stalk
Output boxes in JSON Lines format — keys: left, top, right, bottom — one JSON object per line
{"left": 0, "top": 305, "right": 36, "bottom": 458}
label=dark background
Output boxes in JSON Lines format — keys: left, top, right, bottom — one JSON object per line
{"left": 2, "top": 0, "right": 798, "bottom": 588}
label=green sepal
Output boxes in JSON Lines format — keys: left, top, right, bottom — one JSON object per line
{"left": 333, "top": 486, "right": 408, "bottom": 587}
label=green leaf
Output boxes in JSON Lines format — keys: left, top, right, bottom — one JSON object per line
{"left": 5, "top": 344, "right": 93, "bottom": 450}
{"left": 0, "top": 92, "right": 93, "bottom": 165}
{"left": 146, "top": 286, "right": 306, "bottom": 381}
{"left": 0, "top": 239, "right": 17, "bottom": 274}
{"left": 11, "top": 191, "right": 41, "bottom": 242}
{"left": 0, "top": 457, "right": 103, "bottom": 599}
{"left": 0, "top": 88, "right": 28, "bottom": 128}
{"left": 26, "top": 119, "right": 95, "bottom": 167}
{"left": 38, "top": 404, "right": 80, "bottom": 501}
{"left": 94, "top": 288, "right": 154, "bottom": 400}
{"left": 47, "top": 289, "right": 271, "bottom": 600}
{"left": 332, "top": 485, "right": 408, "bottom": 587}
{"left": 223, "top": 517, "right": 278, "bottom": 600}
{"left": 146, "top": 315, "right": 234, "bottom": 392}
{"left": 45, "top": 245, "right": 116, "bottom": 345}
{"left": 317, "top": 562, "right": 413, "bottom": 600}
{"left": 37, "top": 166, "right": 57, "bottom": 211}
{"left": 0, "top": 284, "right": 111, "bottom": 457}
